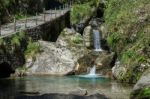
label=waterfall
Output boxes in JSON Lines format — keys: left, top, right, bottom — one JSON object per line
{"left": 88, "top": 65, "right": 96, "bottom": 75}
{"left": 92, "top": 29, "right": 103, "bottom": 51}
{"left": 78, "top": 65, "right": 103, "bottom": 78}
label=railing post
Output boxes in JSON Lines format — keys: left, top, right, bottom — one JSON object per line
{"left": 0, "top": 21, "right": 1, "bottom": 36}
{"left": 43, "top": 8, "right": 46, "bottom": 22}
{"left": 70, "top": 1, "right": 71, "bottom": 8}
{"left": 14, "top": 17, "right": 16, "bottom": 32}
{"left": 49, "top": 9, "right": 51, "bottom": 20}
{"left": 25, "top": 16, "right": 27, "bottom": 28}
{"left": 67, "top": 3, "right": 68, "bottom": 10}
{"left": 63, "top": 5, "right": 65, "bottom": 14}
{"left": 65, "top": 4, "right": 67, "bottom": 9}
{"left": 36, "top": 13, "right": 38, "bottom": 25}
{"left": 67, "top": 3, "right": 69, "bottom": 9}
{"left": 55, "top": 8, "right": 57, "bottom": 18}
{"left": 61, "top": 6, "right": 63, "bottom": 15}
{"left": 59, "top": 6, "right": 61, "bottom": 15}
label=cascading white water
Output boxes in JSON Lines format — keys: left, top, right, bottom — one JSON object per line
{"left": 93, "top": 29, "right": 103, "bottom": 51}
{"left": 78, "top": 65, "right": 103, "bottom": 78}
{"left": 88, "top": 65, "right": 96, "bottom": 75}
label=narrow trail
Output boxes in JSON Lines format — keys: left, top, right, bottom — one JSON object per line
{"left": 0, "top": 9, "right": 69, "bottom": 38}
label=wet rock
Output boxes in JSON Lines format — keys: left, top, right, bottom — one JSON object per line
{"left": 15, "top": 93, "right": 109, "bottom": 99}
{"left": 95, "top": 52, "right": 115, "bottom": 69}
{"left": 76, "top": 52, "right": 96, "bottom": 74}
{"left": 76, "top": 51, "right": 115, "bottom": 76}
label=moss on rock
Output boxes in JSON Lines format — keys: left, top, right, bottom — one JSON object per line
{"left": 131, "top": 87, "right": 150, "bottom": 99}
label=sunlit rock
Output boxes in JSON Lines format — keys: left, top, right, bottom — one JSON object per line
{"left": 26, "top": 28, "right": 86, "bottom": 75}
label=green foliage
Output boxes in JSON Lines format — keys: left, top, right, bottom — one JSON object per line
{"left": 25, "top": 38, "right": 41, "bottom": 58}
{"left": 105, "top": 0, "right": 150, "bottom": 62}
{"left": 71, "top": 3, "right": 92, "bottom": 24}
{"left": 107, "top": 32, "right": 121, "bottom": 49}
{"left": 131, "top": 87, "right": 150, "bottom": 99}
{"left": 72, "top": 35, "right": 82, "bottom": 44}
{"left": 120, "top": 50, "right": 146, "bottom": 64}
{"left": 143, "top": 88, "right": 150, "bottom": 96}
{"left": 10, "top": 32, "right": 25, "bottom": 47}
{"left": 18, "top": 31, "right": 25, "bottom": 39}
{"left": 0, "top": 0, "right": 15, "bottom": 7}
{"left": 15, "top": 12, "right": 26, "bottom": 20}
{"left": 121, "top": 51, "right": 136, "bottom": 64}
{"left": 59, "top": 0, "right": 100, "bottom": 5}
{"left": 16, "top": 65, "right": 28, "bottom": 71}
{"left": 11, "top": 34, "right": 21, "bottom": 46}
{"left": 0, "top": 0, "right": 41, "bottom": 23}
{"left": 0, "top": 38, "right": 4, "bottom": 45}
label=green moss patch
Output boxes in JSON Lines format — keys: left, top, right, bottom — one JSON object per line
{"left": 24, "top": 38, "right": 41, "bottom": 59}
{"left": 131, "top": 87, "right": 150, "bottom": 99}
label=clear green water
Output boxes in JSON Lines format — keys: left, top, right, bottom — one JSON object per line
{"left": 0, "top": 76, "right": 133, "bottom": 99}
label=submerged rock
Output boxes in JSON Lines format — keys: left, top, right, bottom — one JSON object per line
{"left": 26, "top": 28, "right": 86, "bottom": 75}
{"left": 15, "top": 93, "right": 109, "bottom": 99}
{"left": 69, "top": 88, "right": 88, "bottom": 96}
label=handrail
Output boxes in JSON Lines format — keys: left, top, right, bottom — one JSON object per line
{"left": 0, "top": 3, "right": 72, "bottom": 38}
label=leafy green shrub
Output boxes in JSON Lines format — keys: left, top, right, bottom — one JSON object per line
{"left": 107, "top": 32, "right": 121, "bottom": 49}
{"left": 11, "top": 35, "right": 21, "bottom": 47}
{"left": 71, "top": 3, "right": 92, "bottom": 24}
{"left": 10, "top": 32, "right": 25, "bottom": 47}
{"left": 131, "top": 87, "right": 150, "bottom": 99}
{"left": 0, "top": 38, "right": 4, "bottom": 45}
{"left": 16, "top": 65, "right": 28, "bottom": 72}
{"left": 25, "top": 38, "right": 40, "bottom": 58}
{"left": 15, "top": 12, "right": 27, "bottom": 20}
{"left": 72, "top": 35, "right": 82, "bottom": 44}
{"left": 18, "top": 31, "right": 26, "bottom": 40}
{"left": 120, "top": 51, "right": 136, "bottom": 64}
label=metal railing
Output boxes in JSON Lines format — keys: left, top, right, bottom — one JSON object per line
{"left": 0, "top": 3, "right": 72, "bottom": 37}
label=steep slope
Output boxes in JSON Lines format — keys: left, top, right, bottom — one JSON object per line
{"left": 101, "top": 0, "right": 150, "bottom": 83}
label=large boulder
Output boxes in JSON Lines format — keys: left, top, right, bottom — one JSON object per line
{"left": 76, "top": 51, "right": 115, "bottom": 77}
{"left": 26, "top": 28, "right": 86, "bottom": 75}
{"left": 130, "top": 68, "right": 150, "bottom": 99}
{"left": 83, "top": 26, "right": 93, "bottom": 48}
